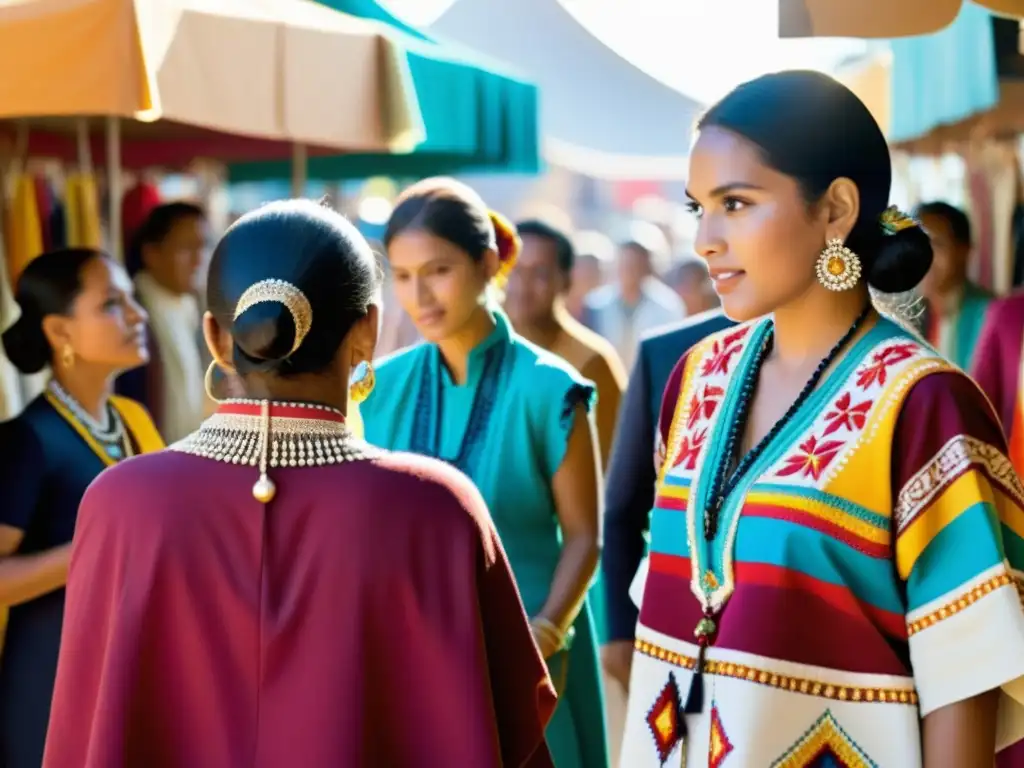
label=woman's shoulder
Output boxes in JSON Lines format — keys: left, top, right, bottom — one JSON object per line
{"left": 510, "top": 332, "right": 594, "bottom": 389}
{"left": 363, "top": 450, "right": 494, "bottom": 533}
{"left": 373, "top": 343, "right": 430, "bottom": 378}
{"left": 0, "top": 399, "right": 47, "bottom": 454}
{"left": 110, "top": 395, "right": 164, "bottom": 452}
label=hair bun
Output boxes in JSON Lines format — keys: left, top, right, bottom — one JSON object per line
{"left": 488, "top": 209, "right": 520, "bottom": 284}
{"left": 231, "top": 301, "right": 298, "bottom": 372}
{"left": 1, "top": 306, "right": 51, "bottom": 375}
{"left": 865, "top": 224, "right": 933, "bottom": 294}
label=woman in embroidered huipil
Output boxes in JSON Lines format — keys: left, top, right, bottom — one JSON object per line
{"left": 0, "top": 248, "right": 161, "bottom": 768}
{"left": 619, "top": 71, "right": 1024, "bottom": 767}
{"left": 361, "top": 178, "right": 609, "bottom": 768}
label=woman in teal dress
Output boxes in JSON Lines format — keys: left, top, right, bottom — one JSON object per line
{"left": 361, "top": 177, "right": 609, "bottom": 768}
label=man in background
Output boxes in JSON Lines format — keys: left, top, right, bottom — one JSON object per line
{"left": 585, "top": 227, "right": 686, "bottom": 370}
{"left": 505, "top": 220, "right": 626, "bottom": 467}
{"left": 665, "top": 255, "right": 720, "bottom": 315}
{"left": 117, "top": 202, "right": 209, "bottom": 443}
{"left": 916, "top": 201, "right": 993, "bottom": 369}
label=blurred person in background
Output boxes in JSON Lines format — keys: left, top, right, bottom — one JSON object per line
{"left": 507, "top": 219, "right": 626, "bottom": 468}
{"left": 585, "top": 228, "right": 685, "bottom": 370}
{"left": 566, "top": 230, "right": 613, "bottom": 324}
{"left": 916, "top": 201, "right": 993, "bottom": 369}
{"left": 116, "top": 201, "right": 209, "bottom": 443}
{"left": 362, "top": 178, "right": 609, "bottom": 768}
{"left": 566, "top": 254, "right": 606, "bottom": 325}
{"left": 665, "top": 255, "right": 720, "bottom": 315}
{"left": 972, "top": 292, "right": 1024, "bottom": 471}
{"left": 0, "top": 249, "right": 162, "bottom": 768}
{"left": 376, "top": 257, "right": 421, "bottom": 357}
{"left": 44, "top": 201, "right": 556, "bottom": 768}
{"left": 621, "top": 71, "right": 1024, "bottom": 766}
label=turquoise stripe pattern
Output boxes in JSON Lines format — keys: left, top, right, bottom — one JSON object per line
{"left": 737, "top": 516, "right": 906, "bottom": 616}
{"left": 906, "top": 501, "right": 1004, "bottom": 610}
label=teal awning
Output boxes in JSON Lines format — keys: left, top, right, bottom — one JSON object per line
{"left": 227, "top": 0, "right": 541, "bottom": 182}
{"left": 888, "top": 2, "right": 999, "bottom": 143}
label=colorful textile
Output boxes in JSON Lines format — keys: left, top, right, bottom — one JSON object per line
{"left": 362, "top": 309, "right": 610, "bottom": 768}
{"left": 621, "top": 316, "right": 1024, "bottom": 766}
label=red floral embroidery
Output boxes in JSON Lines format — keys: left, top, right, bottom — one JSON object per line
{"left": 700, "top": 328, "right": 749, "bottom": 377}
{"left": 777, "top": 435, "right": 845, "bottom": 480}
{"left": 674, "top": 428, "right": 707, "bottom": 470}
{"left": 855, "top": 342, "right": 917, "bottom": 390}
{"left": 822, "top": 392, "right": 873, "bottom": 436}
{"left": 687, "top": 385, "right": 724, "bottom": 429}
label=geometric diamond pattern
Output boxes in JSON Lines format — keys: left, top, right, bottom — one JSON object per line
{"left": 770, "top": 710, "right": 878, "bottom": 768}
{"left": 708, "top": 703, "right": 734, "bottom": 767}
{"left": 646, "top": 672, "right": 684, "bottom": 765}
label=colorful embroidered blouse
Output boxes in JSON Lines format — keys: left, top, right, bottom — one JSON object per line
{"left": 621, "top": 316, "right": 1024, "bottom": 767}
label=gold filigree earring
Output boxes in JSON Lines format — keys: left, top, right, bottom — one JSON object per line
{"left": 349, "top": 361, "right": 375, "bottom": 404}
{"left": 61, "top": 344, "right": 75, "bottom": 369}
{"left": 816, "top": 238, "right": 862, "bottom": 292}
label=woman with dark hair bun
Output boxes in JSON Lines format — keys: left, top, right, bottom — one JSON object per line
{"left": 44, "top": 200, "right": 556, "bottom": 768}
{"left": 0, "top": 248, "right": 160, "bottom": 768}
{"left": 362, "top": 178, "right": 609, "bottom": 768}
{"left": 620, "top": 71, "right": 1024, "bottom": 766}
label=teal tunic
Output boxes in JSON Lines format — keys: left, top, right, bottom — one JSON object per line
{"left": 951, "top": 282, "right": 994, "bottom": 371}
{"left": 361, "top": 310, "right": 609, "bottom": 768}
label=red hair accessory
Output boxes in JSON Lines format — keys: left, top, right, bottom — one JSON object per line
{"left": 488, "top": 209, "right": 520, "bottom": 287}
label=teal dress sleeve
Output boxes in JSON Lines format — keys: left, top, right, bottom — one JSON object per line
{"left": 529, "top": 357, "right": 597, "bottom": 481}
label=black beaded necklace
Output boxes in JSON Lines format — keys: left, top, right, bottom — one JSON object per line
{"left": 680, "top": 304, "right": 874, "bottom": 721}
{"left": 701, "top": 304, "right": 873, "bottom": 542}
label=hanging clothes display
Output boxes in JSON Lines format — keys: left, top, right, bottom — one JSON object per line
{"left": 3, "top": 174, "right": 43, "bottom": 288}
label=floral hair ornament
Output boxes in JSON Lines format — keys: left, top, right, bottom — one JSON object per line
{"left": 233, "top": 279, "right": 314, "bottom": 356}
{"left": 488, "top": 209, "right": 521, "bottom": 288}
{"left": 879, "top": 205, "right": 918, "bottom": 236}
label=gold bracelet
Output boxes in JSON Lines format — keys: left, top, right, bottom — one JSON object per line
{"left": 530, "top": 617, "right": 567, "bottom": 649}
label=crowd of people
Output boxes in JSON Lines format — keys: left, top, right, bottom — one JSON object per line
{"left": 0, "top": 70, "right": 1023, "bottom": 768}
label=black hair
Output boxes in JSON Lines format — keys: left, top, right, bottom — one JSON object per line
{"left": 516, "top": 219, "right": 575, "bottom": 274}
{"left": 206, "top": 199, "right": 379, "bottom": 378}
{"left": 698, "top": 70, "right": 932, "bottom": 294}
{"left": 384, "top": 177, "right": 505, "bottom": 263}
{"left": 126, "top": 201, "right": 206, "bottom": 277}
{"left": 1, "top": 248, "right": 105, "bottom": 374}
{"left": 914, "top": 201, "right": 972, "bottom": 247}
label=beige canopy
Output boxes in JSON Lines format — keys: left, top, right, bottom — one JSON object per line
{"left": 0, "top": 0, "right": 423, "bottom": 155}
{"left": 780, "top": 0, "right": 1024, "bottom": 38}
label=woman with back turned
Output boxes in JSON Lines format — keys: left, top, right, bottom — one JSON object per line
{"left": 620, "top": 71, "right": 1024, "bottom": 766}
{"left": 361, "top": 178, "right": 609, "bottom": 768}
{"left": 0, "top": 248, "right": 161, "bottom": 768}
{"left": 43, "top": 200, "right": 556, "bottom": 768}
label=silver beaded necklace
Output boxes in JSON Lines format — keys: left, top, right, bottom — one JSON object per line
{"left": 47, "top": 379, "right": 124, "bottom": 443}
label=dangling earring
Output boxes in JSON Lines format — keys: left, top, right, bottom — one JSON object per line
{"left": 349, "top": 361, "right": 375, "bottom": 404}
{"left": 204, "top": 361, "right": 224, "bottom": 404}
{"left": 61, "top": 344, "right": 75, "bottom": 369}
{"left": 816, "top": 238, "right": 862, "bottom": 292}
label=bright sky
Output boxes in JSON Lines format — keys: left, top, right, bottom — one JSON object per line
{"left": 378, "top": 0, "right": 870, "bottom": 105}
